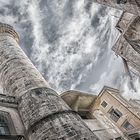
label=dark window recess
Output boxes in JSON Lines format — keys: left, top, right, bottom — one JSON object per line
{"left": 116, "top": 0, "right": 127, "bottom": 4}
{"left": 80, "top": 115, "right": 89, "bottom": 119}
{"left": 109, "top": 108, "right": 122, "bottom": 122}
{"left": 78, "top": 110, "right": 91, "bottom": 119}
{"left": 101, "top": 101, "right": 108, "bottom": 108}
{"left": 0, "top": 115, "right": 10, "bottom": 135}
{"left": 0, "top": 111, "right": 16, "bottom": 136}
{"left": 122, "top": 120, "right": 134, "bottom": 130}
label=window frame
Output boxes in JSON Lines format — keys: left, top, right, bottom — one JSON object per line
{"left": 108, "top": 107, "right": 122, "bottom": 122}
{"left": 101, "top": 101, "right": 108, "bottom": 108}
{"left": 122, "top": 120, "right": 134, "bottom": 131}
{"left": 0, "top": 111, "right": 16, "bottom": 135}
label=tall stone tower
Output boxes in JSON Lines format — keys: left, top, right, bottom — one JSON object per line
{"left": 93, "top": 0, "right": 140, "bottom": 16}
{"left": 0, "top": 23, "right": 99, "bottom": 140}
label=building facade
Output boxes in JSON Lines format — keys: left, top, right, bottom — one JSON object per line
{"left": 61, "top": 87, "right": 140, "bottom": 140}
{"left": 0, "top": 23, "right": 99, "bottom": 140}
{"left": 93, "top": 0, "right": 140, "bottom": 16}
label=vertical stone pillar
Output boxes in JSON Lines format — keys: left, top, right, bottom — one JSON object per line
{"left": 0, "top": 23, "right": 98, "bottom": 140}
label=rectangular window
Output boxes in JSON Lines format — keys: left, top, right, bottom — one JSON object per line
{"left": 122, "top": 120, "right": 134, "bottom": 130}
{"left": 0, "top": 113, "right": 10, "bottom": 135}
{"left": 109, "top": 108, "right": 122, "bottom": 122}
{"left": 0, "top": 111, "right": 17, "bottom": 136}
{"left": 101, "top": 101, "right": 107, "bottom": 108}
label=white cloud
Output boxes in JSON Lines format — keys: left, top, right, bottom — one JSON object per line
{"left": 0, "top": 0, "right": 139, "bottom": 99}
{"left": 122, "top": 77, "right": 140, "bottom": 100}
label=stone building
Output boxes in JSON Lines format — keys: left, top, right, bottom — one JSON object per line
{"left": 0, "top": 94, "right": 25, "bottom": 140}
{"left": 93, "top": 1, "right": 140, "bottom": 76}
{"left": 112, "top": 12, "right": 140, "bottom": 76}
{"left": 0, "top": 23, "right": 99, "bottom": 139}
{"left": 93, "top": 0, "right": 140, "bottom": 16}
{"left": 61, "top": 86, "right": 140, "bottom": 140}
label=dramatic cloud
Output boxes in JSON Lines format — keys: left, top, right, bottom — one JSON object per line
{"left": 0, "top": 0, "right": 139, "bottom": 99}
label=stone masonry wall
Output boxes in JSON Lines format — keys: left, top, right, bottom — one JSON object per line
{"left": 29, "top": 113, "right": 96, "bottom": 140}
{"left": 0, "top": 23, "right": 99, "bottom": 140}
{"left": 19, "top": 88, "right": 97, "bottom": 140}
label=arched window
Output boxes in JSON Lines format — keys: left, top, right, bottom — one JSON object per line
{"left": 0, "top": 111, "right": 16, "bottom": 135}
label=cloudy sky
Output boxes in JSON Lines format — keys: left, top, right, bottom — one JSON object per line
{"left": 0, "top": 0, "right": 139, "bottom": 98}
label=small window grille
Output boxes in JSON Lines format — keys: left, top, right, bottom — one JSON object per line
{"left": 101, "top": 101, "right": 107, "bottom": 108}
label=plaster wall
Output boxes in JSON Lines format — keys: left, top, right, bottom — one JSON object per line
{"left": 95, "top": 91, "right": 140, "bottom": 132}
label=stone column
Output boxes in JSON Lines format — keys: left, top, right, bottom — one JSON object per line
{"left": 0, "top": 23, "right": 98, "bottom": 140}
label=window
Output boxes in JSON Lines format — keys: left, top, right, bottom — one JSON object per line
{"left": 101, "top": 101, "right": 107, "bottom": 108}
{"left": 0, "top": 111, "right": 26, "bottom": 140}
{"left": 122, "top": 120, "right": 134, "bottom": 130}
{"left": 0, "top": 116, "right": 10, "bottom": 135}
{"left": 109, "top": 108, "right": 122, "bottom": 122}
{"left": 0, "top": 111, "right": 16, "bottom": 136}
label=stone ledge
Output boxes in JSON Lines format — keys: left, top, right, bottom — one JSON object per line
{"left": 0, "top": 23, "right": 19, "bottom": 43}
{"left": 29, "top": 112, "right": 98, "bottom": 140}
{"left": 0, "top": 93, "right": 18, "bottom": 105}
{"left": 28, "top": 110, "right": 78, "bottom": 133}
